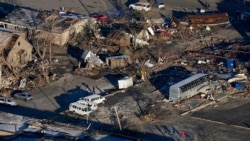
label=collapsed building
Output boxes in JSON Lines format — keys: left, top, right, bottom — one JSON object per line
{"left": 0, "top": 32, "right": 32, "bottom": 68}
{"left": 81, "top": 50, "right": 104, "bottom": 69}
{"left": 170, "top": 12, "right": 230, "bottom": 30}
{"left": 186, "top": 12, "right": 230, "bottom": 27}
{"left": 0, "top": 30, "right": 33, "bottom": 89}
{"left": 0, "top": 8, "right": 97, "bottom": 47}
{"left": 0, "top": 7, "right": 99, "bottom": 89}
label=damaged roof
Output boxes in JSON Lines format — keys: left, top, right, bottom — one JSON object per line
{"left": 0, "top": 30, "right": 11, "bottom": 43}
{"left": 1, "top": 8, "right": 90, "bottom": 33}
{"left": 170, "top": 73, "right": 208, "bottom": 89}
{"left": 186, "top": 12, "right": 230, "bottom": 25}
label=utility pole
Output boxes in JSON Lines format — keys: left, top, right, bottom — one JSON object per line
{"left": 115, "top": 107, "right": 122, "bottom": 131}
{"left": 49, "top": 41, "right": 52, "bottom": 62}
{"left": 49, "top": 16, "right": 55, "bottom": 63}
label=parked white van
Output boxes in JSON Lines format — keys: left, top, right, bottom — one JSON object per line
{"left": 80, "top": 94, "right": 106, "bottom": 104}
{"left": 76, "top": 100, "right": 98, "bottom": 111}
{"left": 69, "top": 102, "right": 93, "bottom": 116}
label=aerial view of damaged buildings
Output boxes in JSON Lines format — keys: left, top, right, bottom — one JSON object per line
{"left": 0, "top": 0, "right": 250, "bottom": 140}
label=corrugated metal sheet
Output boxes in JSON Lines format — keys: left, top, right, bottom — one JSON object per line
{"left": 170, "top": 73, "right": 208, "bottom": 89}
{"left": 187, "top": 12, "right": 229, "bottom": 25}
{"left": 169, "top": 73, "right": 209, "bottom": 102}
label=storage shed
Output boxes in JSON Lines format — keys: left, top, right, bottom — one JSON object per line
{"left": 118, "top": 76, "right": 133, "bottom": 89}
{"left": 106, "top": 55, "right": 132, "bottom": 69}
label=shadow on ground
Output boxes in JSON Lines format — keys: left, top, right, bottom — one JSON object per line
{"left": 217, "top": 0, "right": 250, "bottom": 40}
{"left": 67, "top": 45, "right": 84, "bottom": 61}
{"left": 54, "top": 85, "right": 92, "bottom": 113}
{"left": 149, "top": 66, "right": 192, "bottom": 98}
{"left": 104, "top": 74, "right": 125, "bottom": 88}
{"left": 0, "top": 103, "right": 174, "bottom": 141}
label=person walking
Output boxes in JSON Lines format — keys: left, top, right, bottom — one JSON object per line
{"left": 169, "top": 127, "right": 174, "bottom": 136}
{"left": 181, "top": 129, "right": 186, "bottom": 138}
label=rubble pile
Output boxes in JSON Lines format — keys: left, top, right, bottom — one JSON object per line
{"left": 0, "top": 5, "right": 248, "bottom": 93}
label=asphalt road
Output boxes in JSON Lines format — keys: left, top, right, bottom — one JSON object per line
{"left": 1, "top": 0, "right": 114, "bottom": 15}
{"left": 1, "top": 0, "right": 246, "bottom": 20}
{"left": 0, "top": 73, "right": 115, "bottom": 121}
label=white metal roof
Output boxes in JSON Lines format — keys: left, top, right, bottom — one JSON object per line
{"left": 82, "top": 94, "right": 102, "bottom": 99}
{"left": 76, "top": 100, "right": 96, "bottom": 105}
{"left": 170, "top": 73, "right": 208, "bottom": 89}
{"left": 70, "top": 102, "right": 89, "bottom": 108}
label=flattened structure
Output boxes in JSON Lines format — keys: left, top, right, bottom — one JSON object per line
{"left": 187, "top": 12, "right": 229, "bottom": 26}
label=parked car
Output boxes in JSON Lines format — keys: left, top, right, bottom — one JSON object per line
{"left": 129, "top": 2, "right": 151, "bottom": 12}
{"left": 0, "top": 96, "right": 17, "bottom": 106}
{"left": 156, "top": 0, "right": 165, "bottom": 9}
{"left": 13, "top": 92, "right": 32, "bottom": 101}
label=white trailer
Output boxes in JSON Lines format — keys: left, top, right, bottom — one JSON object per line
{"left": 169, "top": 73, "right": 209, "bottom": 102}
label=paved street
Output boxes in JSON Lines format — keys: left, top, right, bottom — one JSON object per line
{"left": 1, "top": 0, "right": 114, "bottom": 15}
{"left": 0, "top": 73, "right": 115, "bottom": 121}
{"left": 1, "top": 0, "right": 245, "bottom": 20}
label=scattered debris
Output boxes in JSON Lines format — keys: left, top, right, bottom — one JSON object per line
{"left": 0, "top": 1, "right": 250, "bottom": 141}
{"left": 106, "top": 55, "right": 132, "bottom": 69}
{"left": 228, "top": 73, "right": 247, "bottom": 83}
{"left": 81, "top": 50, "right": 104, "bottom": 68}
{"left": 18, "top": 78, "right": 26, "bottom": 89}
{"left": 144, "top": 60, "right": 154, "bottom": 68}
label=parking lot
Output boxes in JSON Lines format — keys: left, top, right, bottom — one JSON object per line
{"left": 0, "top": 73, "right": 115, "bottom": 121}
